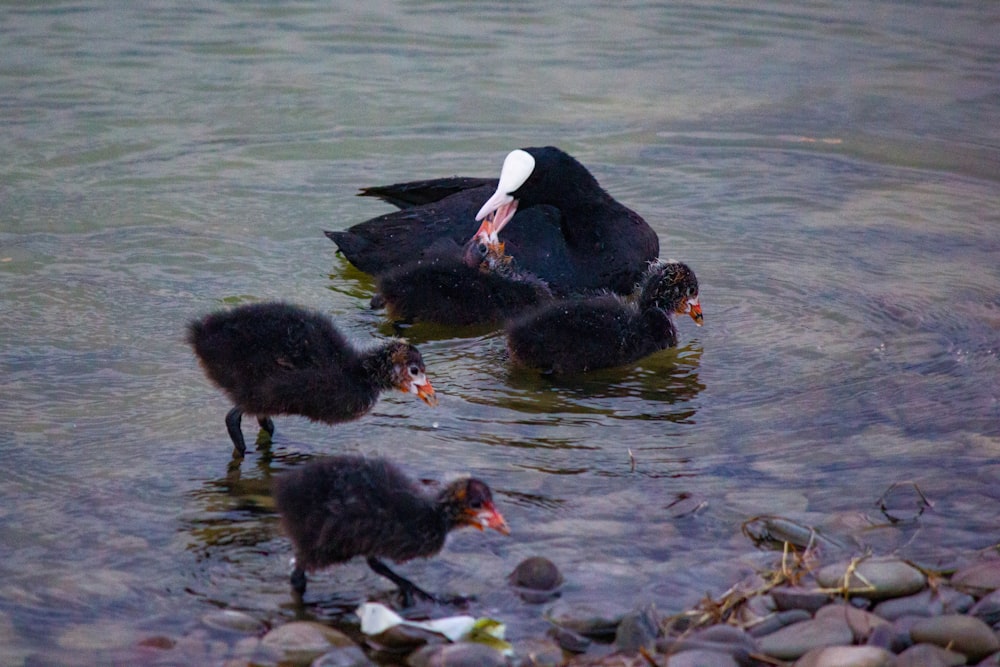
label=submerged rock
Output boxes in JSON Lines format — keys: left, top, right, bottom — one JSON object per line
{"left": 260, "top": 622, "right": 357, "bottom": 664}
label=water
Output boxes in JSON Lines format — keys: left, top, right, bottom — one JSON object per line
{"left": 1, "top": 0, "right": 999, "bottom": 662}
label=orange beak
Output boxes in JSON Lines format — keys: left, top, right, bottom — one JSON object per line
{"left": 412, "top": 378, "right": 438, "bottom": 407}
{"left": 687, "top": 298, "right": 703, "bottom": 326}
{"left": 471, "top": 502, "right": 510, "bottom": 536}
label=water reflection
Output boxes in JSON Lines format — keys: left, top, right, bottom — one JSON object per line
{"left": 3, "top": 0, "right": 1000, "bottom": 661}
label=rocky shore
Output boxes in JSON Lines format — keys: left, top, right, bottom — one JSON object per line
{"left": 105, "top": 550, "right": 1000, "bottom": 667}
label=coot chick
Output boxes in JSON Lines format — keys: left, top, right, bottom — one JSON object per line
{"left": 372, "top": 230, "right": 553, "bottom": 326}
{"left": 273, "top": 455, "right": 510, "bottom": 604}
{"left": 326, "top": 146, "right": 659, "bottom": 296}
{"left": 187, "top": 302, "right": 436, "bottom": 457}
{"left": 506, "top": 261, "right": 703, "bottom": 374}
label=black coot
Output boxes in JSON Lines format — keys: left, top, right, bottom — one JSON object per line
{"left": 506, "top": 261, "right": 703, "bottom": 374}
{"left": 372, "top": 233, "right": 553, "bottom": 326}
{"left": 187, "top": 302, "right": 436, "bottom": 456}
{"left": 273, "top": 455, "right": 510, "bottom": 604}
{"left": 326, "top": 146, "right": 659, "bottom": 296}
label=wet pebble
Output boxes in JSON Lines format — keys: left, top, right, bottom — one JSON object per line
{"left": 260, "top": 621, "right": 357, "bottom": 664}
{"left": 909, "top": 614, "right": 1000, "bottom": 662}
{"left": 953, "top": 561, "right": 1000, "bottom": 597}
{"left": 509, "top": 557, "right": 563, "bottom": 591}
{"left": 545, "top": 599, "right": 627, "bottom": 639}
{"left": 310, "top": 645, "right": 375, "bottom": 666}
{"left": 49, "top": 568, "right": 137, "bottom": 603}
{"left": 658, "top": 624, "right": 756, "bottom": 664}
{"left": 201, "top": 609, "right": 267, "bottom": 634}
{"left": 613, "top": 605, "right": 659, "bottom": 655}
{"left": 814, "top": 604, "right": 889, "bottom": 642}
{"left": 747, "top": 609, "right": 812, "bottom": 637}
{"left": 793, "top": 645, "right": 895, "bottom": 667}
{"left": 970, "top": 588, "right": 1000, "bottom": 627}
{"left": 864, "top": 621, "right": 910, "bottom": 653}
{"left": 406, "top": 641, "right": 507, "bottom": 667}
{"left": 547, "top": 623, "right": 591, "bottom": 653}
{"left": 512, "top": 637, "right": 564, "bottom": 667}
{"left": 771, "top": 586, "right": 832, "bottom": 614}
{"left": 815, "top": 557, "right": 926, "bottom": 599}
{"left": 666, "top": 648, "right": 740, "bottom": 667}
{"left": 895, "top": 642, "right": 967, "bottom": 667}
{"left": 757, "top": 617, "right": 854, "bottom": 660}
{"left": 872, "top": 586, "right": 975, "bottom": 620}
{"left": 509, "top": 556, "right": 563, "bottom": 603}
{"left": 56, "top": 620, "right": 137, "bottom": 651}
{"left": 367, "top": 623, "right": 448, "bottom": 651}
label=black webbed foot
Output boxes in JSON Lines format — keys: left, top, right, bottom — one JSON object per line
{"left": 225, "top": 407, "right": 246, "bottom": 457}
{"left": 290, "top": 567, "right": 307, "bottom": 596}
{"left": 257, "top": 416, "right": 275, "bottom": 436}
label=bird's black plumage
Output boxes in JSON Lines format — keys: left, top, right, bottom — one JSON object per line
{"left": 506, "top": 261, "right": 702, "bottom": 374}
{"left": 326, "top": 147, "right": 659, "bottom": 296}
{"left": 273, "top": 455, "right": 508, "bottom": 603}
{"left": 187, "top": 302, "right": 435, "bottom": 456}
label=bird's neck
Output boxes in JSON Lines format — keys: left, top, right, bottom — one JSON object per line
{"left": 359, "top": 346, "right": 398, "bottom": 390}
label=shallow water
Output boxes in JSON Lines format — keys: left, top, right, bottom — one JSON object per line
{"left": 1, "top": 1, "right": 999, "bottom": 663}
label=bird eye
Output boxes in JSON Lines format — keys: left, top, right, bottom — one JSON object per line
{"left": 408, "top": 364, "right": 421, "bottom": 376}
{"left": 687, "top": 286, "right": 697, "bottom": 297}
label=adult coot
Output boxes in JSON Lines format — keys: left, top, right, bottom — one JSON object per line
{"left": 187, "top": 302, "right": 436, "bottom": 457}
{"left": 273, "top": 455, "right": 510, "bottom": 604}
{"left": 372, "top": 224, "right": 553, "bottom": 326}
{"left": 326, "top": 146, "right": 659, "bottom": 296}
{"left": 506, "top": 261, "right": 703, "bottom": 374}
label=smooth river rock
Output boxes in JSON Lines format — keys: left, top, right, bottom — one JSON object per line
{"left": 909, "top": 614, "right": 1000, "bottom": 662}
{"left": 952, "top": 561, "right": 1000, "bottom": 596}
{"left": 793, "top": 645, "right": 895, "bottom": 667}
{"left": 895, "top": 642, "right": 967, "bottom": 667}
{"left": 406, "top": 642, "right": 507, "bottom": 667}
{"left": 757, "top": 617, "right": 854, "bottom": 660}
{"left": 872, "top": 586, "right": 975, "bottom": 620}
{"left": 815, "top": 557, "right": 926, "bottom": 600}
{"left": 260, "top": 621, "right": 357, "bottom": 663}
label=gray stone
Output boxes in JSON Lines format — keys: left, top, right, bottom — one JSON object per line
{"left": 953, "top": 561, "right": 1000, "bottom": 596}
{"left": 793, "top": 645, "right": 895, "bottom": 667}
{"left": 657, "top": 624, "right": 757, "bottom": 663}
{"left": 545, "top": 599, "right": 625, "bottom": 639}
{"left": 815, "top": 557, "right": 926, "bottom": 600}
{"left": 666, "top": 648, "right": 740, "bottom": 667}
{"left": 873, "top": 587, "right": 975, "bottom": 621}
{"left": 311, "top": 645, "right": 375, "bottom": 667}
{"left": 513, "top": 638, "right": 563, "bottom": 667}
{"left": 815, "top": 604, "right": 889, "bottom": 642}
{"left": 261, "top": 622, "right": 357, "bottom": 663}
{"left": 895, "top": 643, "right": 966, "bottom": 667}
{"left": 747, "top": 609, "right": 812, "bottom": 637}
{"left": 865, "top": 622, "right": 910, "bottom": 653}
{"left": 406, "top": 642, "right": 507, "bottom": 667}
{"left": 772, "top": 587, "right": 832, "bottom": 614}
{"left": 971, "top": 589, "right": 1000, "bottom": 627}
{"left": 757, "top": 617, "right": 854, "bottom": 660}
{"left": 201, "top": 609, "right": 266, "bottom": 634}
{"left": 509, "top": 557, "right": 563, "bottom": 590}
{"left": 614, "top": 605, "right": 659, "bottom": 655}
{"left": 367, "top": 623, "right": 447, "bottom": 651}
{"left": 690, "top": 624, "right": 758, "bottom": 650}
{"left": 546, "top": 624, "right": 590, "bottom": 653}
{"left": 910, "top": 614, "right": 1000, "bottom": 662}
